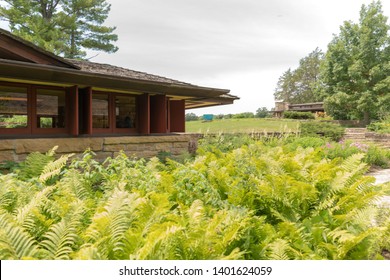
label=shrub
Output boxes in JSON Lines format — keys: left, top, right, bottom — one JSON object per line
{"left": 256, "top": 107, "right": 269, "bottom": 118}
{"left": 185, "top": 113, "right": 199, "bottom": 121}
{"left": 367, "top": 118, "right": 390, "bottom": 134}
{"left": 284, "top": 137, "right": 327, "bottom": 151}
{"left": 300, "top": 121, "right": 345, "bottom": 141}
{"left": 233, "top": 112, "right": 255, "bottom": 119}
{"left": 283, "top": 111, "right": 315, "bottom": 119}
{"left": 320, "top": 140, "right": 390, "bottom": 168}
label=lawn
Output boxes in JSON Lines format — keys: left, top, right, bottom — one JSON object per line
{"left": 185, "top": 118, "right": 300, "bottom": 134}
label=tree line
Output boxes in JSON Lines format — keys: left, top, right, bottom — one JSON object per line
{"left": 273, "top": 0, "right": 389, "bottom": 123}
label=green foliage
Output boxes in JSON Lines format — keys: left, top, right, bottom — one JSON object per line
{"left": 320, "top": 1, "right": 390, "bottom": 122}
{"left": 232, "top": 112, "right": 255, "bottom": 119}
{"left": 300, "top": 121, "right": 345, "bottom": 141}
{"left": 256, "top": 107, "right": 269, "bottom": 118}
{"left": 0, "top": 140, "right": 389, "bottom": 260}
{"left": 0, "top": 0, "right": 118, "bottom": 59}
{"left": 185, "top": 113, "right": 199, "bottom": 121}
{"left": 283, "top": 111, "right": 315, "bottom": 120}
{"left": 274, "top": 48, "right": 324, "bottom": 104}
{"left": 367, "top": 116, "right": 390, "bottom": 134}
{"left": 288, "top": 138, "right": 390, "bottom": 168}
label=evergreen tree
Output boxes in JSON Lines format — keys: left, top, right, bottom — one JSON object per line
{"left": 320, "top": 1, "right": 390, "bottom": 123}
{"left": 0, "top": 0, "right": 118, "bottom": 59}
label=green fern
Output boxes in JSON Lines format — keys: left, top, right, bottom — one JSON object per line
{"left": 39, "top": 153, "right": 74, "bottom": 184}
{"left": 0, "top": 213, "right": 40, "bottom": 259}
{"left": 39, "top": 201, "right": 86, "bottom": 259}
{"left": 16, "top": 147, "right": 59, "bottom": 181}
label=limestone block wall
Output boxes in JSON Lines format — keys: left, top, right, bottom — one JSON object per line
{"left": 0, "top": 134, "right": 200, "bottom": 163}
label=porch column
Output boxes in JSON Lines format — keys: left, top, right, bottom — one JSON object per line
{"left": 138, "top": 93, "right": 150, "bottom": 134}
{"left": 169, "top": 100, "right": 185, "bottom": 132}
{"left": 67, "top": 85, "right": 78, "bottom": 136}
{"left": 150, "top": 94, "right": 167, "bottom": 133}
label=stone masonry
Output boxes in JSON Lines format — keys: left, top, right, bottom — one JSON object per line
{"left": 0, "top": 134, "right": 200, "bottom": 163}
{"left": 343, "top": 128, "right": 390, "bottom": 148}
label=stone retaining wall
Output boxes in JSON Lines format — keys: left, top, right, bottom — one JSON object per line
{"left": 0, "top": 134, "right": 200, "bottom": 163}
{"left": 364, "top": 132, "right": 390, "bottom": 148}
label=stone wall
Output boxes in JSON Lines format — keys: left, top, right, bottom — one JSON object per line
{"left": 0, "top": 134, "right": 200, "bottom": 163}
{"left": 364, "top": 132, "right": 390, "bottom": 148}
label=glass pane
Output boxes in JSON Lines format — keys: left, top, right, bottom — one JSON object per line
{"left": 92, "top": 93, "right": 109, "bottom": 128}
{"left": 0, "top": 86, "right": 28, "bottom": 128}
{"left": 36, "top": 89, "right": 66, "bottom": 128}
{"left": 115, "top": 95, "right": 136, "bottom": 128}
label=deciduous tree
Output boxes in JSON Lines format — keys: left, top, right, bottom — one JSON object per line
{"left": 320, "top": 1, "right": 390, "bottom": 123}
{"left": 274, "top": 48, "right": 324, "bottom": 104}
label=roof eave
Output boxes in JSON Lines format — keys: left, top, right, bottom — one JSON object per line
{"left": 0, "top": 59, "right": 231, "bottom": 98}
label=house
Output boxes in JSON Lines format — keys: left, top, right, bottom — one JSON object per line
{"left": 0, "top": 28, "right": 238, "bottom": 162}
{"left": 271, "top": 101, "right": 324, "bottom": 118}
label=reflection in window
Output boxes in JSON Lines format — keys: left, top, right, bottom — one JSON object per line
{"left": 0, "top": 86, "right": 28, "bottom": 128}
{"left": 36, "top": 89, "right": 66, "bottom": 128}
{"left": 116, "top": 95, "right": 136, "bottom": 128}
{"left": 92, "top": 93, "right": 109, "bottom": 128}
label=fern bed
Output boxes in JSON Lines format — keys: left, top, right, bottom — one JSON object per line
{"left": 1, "top": 139, "right": 390, "bottom": 260}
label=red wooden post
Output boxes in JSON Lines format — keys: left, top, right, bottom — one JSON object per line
{"left": 85, "top": 87, "right": 93, "bottom": 135}
{"left": 150, "top": 94, "right": 167, "bottom": 133}
{"left": 138, "top": 93, "right": 150, "bottom": 134}
{"left": 169, "top": 100, "right": 185, "bottom": 132}
{"left": 67, "top": 85, "right": 79, "bottom": 136}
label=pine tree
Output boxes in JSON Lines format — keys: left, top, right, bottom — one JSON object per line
{"left": 0, "top": 0, "right": 118, "bottom": 59}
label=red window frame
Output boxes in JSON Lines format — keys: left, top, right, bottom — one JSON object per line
{"left": 91, "top": 91, "right": 138, "bottom": 135}
{"left": 0, "top": 81, "right": 69, "bottom": 136}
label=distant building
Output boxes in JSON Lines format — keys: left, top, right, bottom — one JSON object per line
{"left": 271, "top": 101, "right": 324, "bottom": 118}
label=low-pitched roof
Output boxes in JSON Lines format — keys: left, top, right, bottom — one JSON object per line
{"left": 68, "top": 59, "right": 193, "bottom": 87}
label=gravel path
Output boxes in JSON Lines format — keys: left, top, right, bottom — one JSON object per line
{"left": 369, "top": 169, "right": 390, "bottom": 206}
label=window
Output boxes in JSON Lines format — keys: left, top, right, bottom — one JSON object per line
{"left": 90, "top": 91, "right": 137, "bottom": 134}
{"left": 115, "top": 95, "right": 136, "bottom": 129}
{"left": 0, "top": 85, "right": 28, "bottom": 129}
{"left": 36, "top": 89, "right": 66, "bottom": 129}
{"left": 92, "top": 93, "right": 109, "bottom": 129}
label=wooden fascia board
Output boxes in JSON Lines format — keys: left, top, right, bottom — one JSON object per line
{"left": 0, "top": 32, "right": 78, "bottom": 69}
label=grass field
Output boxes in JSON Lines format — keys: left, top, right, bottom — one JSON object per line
{"left": 185, "top": 118, "right": 300, "bottom": 134}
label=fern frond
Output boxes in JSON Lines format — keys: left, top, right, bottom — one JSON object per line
{"left": 0, "top": 213, "right": 40, "bottom": 259}
{"left": 71, "top": 244, "right": 105, "bottom": 260}
{"left": 267, "top": 239, "right": 290, "bottom": 260}
{"left": 15, "top": 185, "right": 56, "bottom": 227}
{"left": 331, "top": 154, "right": 367, "bottom": 192}
{"left": 132, "top": 223, "right": 184, "bottom": 260}
{"left": 85, "top": 190, "right": 141, "bottom": 259}
{"left": 40, "top": 201, "right": 86, "bottom": 259}
{"left": 17, "top": 151, "right": 55, "bottom": 180}
{"left": 40, "top": 219, "right": 77, "bottom": 259}
{"left": 39, "top": 154, "right": 74, "bottom": 184}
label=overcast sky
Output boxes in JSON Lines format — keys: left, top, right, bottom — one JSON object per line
{"left": 93, "top": 0, "right": 390, "bottom": 115}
